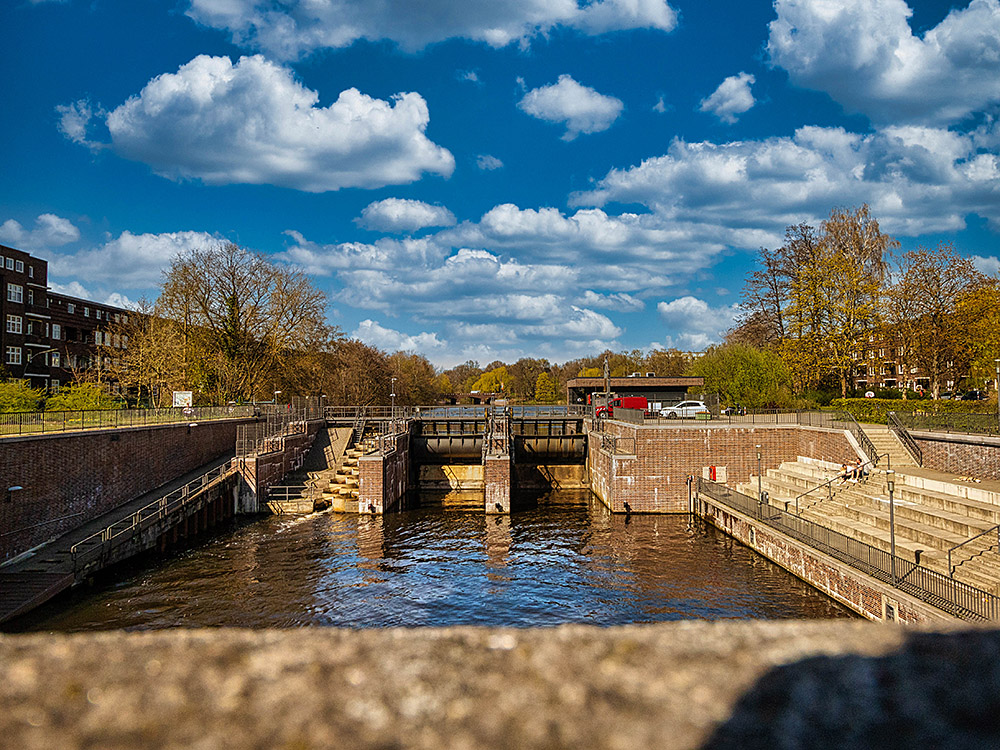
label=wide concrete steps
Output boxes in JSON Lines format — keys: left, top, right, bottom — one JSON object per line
{"left": 738, "top": 456, "right": 1000, "bottom": 593}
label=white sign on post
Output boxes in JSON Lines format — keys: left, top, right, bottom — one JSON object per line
{"left": 172, "top": 391, "right": 194, "bottom": 408}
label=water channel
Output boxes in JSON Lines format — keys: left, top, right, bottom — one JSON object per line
{"left": 12, "top": 489, "right": 855, "bottom": 631}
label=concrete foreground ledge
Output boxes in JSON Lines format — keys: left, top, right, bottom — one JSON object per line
{"left": 2, "top": 621, "right": 998, "bottom": 749}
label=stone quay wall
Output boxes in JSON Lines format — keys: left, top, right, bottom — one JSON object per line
{"left": 697, "top": 494, "right": 950, "bottom": 624}
{"left": 588, "top": 422, "right": 859, "bottom": 513}
{"left": 0, "top": 418, "right": 248, "bottom": 563}
{"left": 484, "top": 453, "right": 513, "bottom": 513}
{"left": 913, "top": 430, "right": 1000, "bottom": 479}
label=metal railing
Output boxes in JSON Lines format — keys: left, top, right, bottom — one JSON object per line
{"left": 70, "top": 459, "right": 238, "bottom": 572}
{"left": 697, "top": 477, "right": 1000, "bottom": 621}
{"left": 325, "top": 405, "right": 584, "bottom": 421}
{"left": 948, "top": 525, "right": 1000, "bottom": 578}
{"left": 0, "top": 404, "right": 254, "bottom": 437}
{"left": 893, "top": 412, "right": 1000, "bottom": 437}
{"left": 835, "top": 410, "right": 879, "bottom": 464}
{"left": 236, "top": 404, "right": 311, "bottom": 457}
{"left": 482, "top": 407, "right": 512, "bottom": 457}
{"left": 888, "top": 411, "right": 923, "bottom": 466}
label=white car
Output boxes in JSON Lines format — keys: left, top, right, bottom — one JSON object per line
{"left": 659, "top": 400, "right": 709, "bottom": 419}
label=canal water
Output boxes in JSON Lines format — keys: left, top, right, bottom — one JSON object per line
{"left": 13, "top": 489, "right": 854, "bottom": 631}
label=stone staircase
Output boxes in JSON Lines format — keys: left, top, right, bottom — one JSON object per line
{"left": 862, "top": 423, "right": 918, "bottom": 469}
{"left": 313, "top": 427, "right": 381, "bottom": 513}
{"left": 738, "top": 456, "right": 1000, "bottom": 594}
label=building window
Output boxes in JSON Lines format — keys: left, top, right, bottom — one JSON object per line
{"left": 67, "top": 303, "right": 75, "bottom": 314}
{"left": 15, "top": 260, "right": 23, "bottom": 273}
{"left": 51, "top": 379, "right": 59, "bottom": 391}
{"left": 51, "top": 352, "right": 61, "bottom": 368}
{"left": 94, "top": 331, "right": 102, "bottom": 345}
{"left": 27, "top": 289, "right": 33, "bottom": 306}
{"left": 5, "top": 258, "right": 12, "bottom": 271}
{"left": 7, "top": 284, "right": 22, "bottom": 303}
{"left": 83, "top": 307, "right": 90, "bottom": 317}
{"left": 96, "top": 310, "right": 102, "bottom": 320}
{"left": 6, "top": 347, "right": 21, "bottom": 365}
{"left": 6, "top": 315, "right": 22, "bottom": 334}
{"left": 52, "top": 323, "right": 61, "bottom": 340}
{"left": 28, "top": 266, "right": 33, "bottom": 278}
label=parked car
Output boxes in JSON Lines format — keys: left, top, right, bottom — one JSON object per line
{"left": 961, "top": 390, "right": 986, "bottom": 401}
{"left": 660, "top": 400, "right": 709, "bottom": 419}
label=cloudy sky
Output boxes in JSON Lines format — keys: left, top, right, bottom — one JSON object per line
{"left": 3, "top": 0, "right": 999, "bottom": 367}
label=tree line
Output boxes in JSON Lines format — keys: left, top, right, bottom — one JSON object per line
{"left": 730, "top": 204, "right": 1000, "bottom": 401}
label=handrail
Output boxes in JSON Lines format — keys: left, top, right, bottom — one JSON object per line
{"left": 69, "top": 459, "right": 238, "bottom": 571}
{"left": 888, "top": 411, "right": 923, "bottom": 466}
{"left": 793, "top": 453, "right": 890, "bottom": 515}
{"left": 0, "top": 404, "right": 255, "bottom": 437}
{"left": 698, "top": 477, "right": 1000, "bottom": 621}
{"left": 836, "top": 410, "right": 879, "bottom": 464}
{"left": 948, "top": 524, "right": 1000, "bottom": 577}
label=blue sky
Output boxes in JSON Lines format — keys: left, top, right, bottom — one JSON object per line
{"left": 2, "top": 0, "right": 999, "bottom": 368}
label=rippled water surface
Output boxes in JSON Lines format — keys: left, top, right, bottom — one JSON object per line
{"left": 16, "top": 490, "right": 855, "bottom": 631}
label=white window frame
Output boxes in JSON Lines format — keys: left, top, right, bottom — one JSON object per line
{"left": 51, "top": 352, "right": 61, "bottom": 368}
{"left": 15, "top": 260, "right": 23, "bottom": 273}
{"left": 7, "top": 283, "right": 22, "bottom": 303}
{"left": 6, "top": 346, "right": 21, "bottom": 365}
{"left": 6, "top": 315, "right": 22, "bottom": 334}
{"left": 52, "top": 323, "right": 61, "bottom": 340}
{"left": 67, "top": 303, "right": 75, "bottom": 314}
{"left": 5, "top": 258, "right": 13, "bottom": 271}
{"left": 83, "top": 306, "right": 90, "bottom": 317}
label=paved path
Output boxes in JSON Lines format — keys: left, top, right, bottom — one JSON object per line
{"left": 0, "top": 453, "right": 234, "bottom": 626}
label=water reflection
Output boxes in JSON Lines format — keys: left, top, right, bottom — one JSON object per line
{"left": 11, "top": 489, "right": 855, "bottom": 632}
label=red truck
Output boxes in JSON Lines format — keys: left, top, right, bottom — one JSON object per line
{"left": 593, "top": 395, "right": 649, "bottom": 417}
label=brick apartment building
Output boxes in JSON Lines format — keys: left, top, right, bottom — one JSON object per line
{"left": 0, "top": 243, "right": 128, "bottom": 392}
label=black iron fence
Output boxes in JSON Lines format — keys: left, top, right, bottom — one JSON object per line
{"left": 0, "top": 404, "right": 255, "bottom": 437}
{"left": 697, "top": 477, "right": 1000, "bottom": 621}
{"left": 894, "top": 411, "right": 1000, "bottom": 437}
{"left": 888, "top": 411, "right": 923, "bottom": 465}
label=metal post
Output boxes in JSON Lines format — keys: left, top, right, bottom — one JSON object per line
{"left": 756, "top": 444, "right": 762, "bottom": 501}
{"left": 391, "top": 377, "right": 396, "bottom": 419}
{"left": 995, "top": 360, "right": 999, "bottom": 433}
{"left": 887, "top": 469, "right": 896, "bottom": 585}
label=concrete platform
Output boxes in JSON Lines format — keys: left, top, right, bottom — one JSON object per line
{"left": 1, "top": 621, "right": 997, "bottom": 749}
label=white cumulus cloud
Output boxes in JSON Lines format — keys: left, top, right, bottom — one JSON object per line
{"left": 357, "top": 199, "right": 456, "bottom": 233}
{"left": 47, "top": 230, "right": 220, "bottom": 288}
{"left": 768, "top": 0, "right": 1000, "bottom": 125}
{"left": 699, "top": 72, "right": 756, "bottom": 124}
{"left": 353, "top": 320, "right": 447, "bottom": 352}
{"left": 186, "top": 0, "right": 677, "bottom": 59}
{"left": 0, "top": 214, "right": 81, "bottom": 252}
{"left": 71, "top": 55, "right": 453, "bottom": 193}
{"left": 657, "top": 296, "right": 740, "bottom": 350}
{"left": 518, "top": 75, "right": 624, "bottom": 140}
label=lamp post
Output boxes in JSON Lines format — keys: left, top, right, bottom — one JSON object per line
{"left": 887, "top": 469, "right": 896, "bottom": 585}
{"left": 756, "top": 444, "right": 762, "bottom": 502}
{"left": 994, "top": 359, "right": 999, "bottom": 431}
{"left": 274, "top": 390, "right": 281, "bottom": 405}
{"left": 390, "top": 377, "right": 396, "bottom": 419}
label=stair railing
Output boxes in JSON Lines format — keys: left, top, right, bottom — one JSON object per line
{"left": 888, "top": 411, "right": 923, "bottom": 466}
{"left": 793, "top": 453, "right": 890, "bottom": 515}
{"left": 948, "top": 524, "right": 1000, "bottom": 577}
{"left": 836, "top": 410, "right": 880, "bottom": 465}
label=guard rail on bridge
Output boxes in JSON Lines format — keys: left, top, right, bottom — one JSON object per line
{"left": 0, "top": 404, "right": 256, "bottom": 437}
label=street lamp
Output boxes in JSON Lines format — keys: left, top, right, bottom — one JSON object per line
{"left": 994, "top": 359, "right": 999, "bottom": 430}
{"left": 887, "top": 469, "right": 896, "bottom": 585}
{"left": 390, "top": 377, "right": 396, "bottom": 418}
{"left": 274, "top": 390, "right": 282, "bottom": 404}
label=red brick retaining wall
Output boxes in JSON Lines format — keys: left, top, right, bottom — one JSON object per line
{"left": 700, "top": 498, "right": 950, "bottom": 623}
{"left": 358, "top": 429, "right": 411, "bottom": 513}
{"left": 484, "top": 454, "right": 512, "bottom": 513}
{"left": 588, "top": 423, "right": 858, "bottom": 513}
{"left": 914, "top": 432, "right": 1000, "bottom": 480}
{"left": 0, "top": 419, "right": 249, "bottom": 562}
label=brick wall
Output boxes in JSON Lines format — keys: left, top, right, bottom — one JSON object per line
{"left": 0, "top": 419, "right": 248, "bottom": 562}
{"left": 914, "top": 432, "right": 1000, "bottom": 479}
{"left": 358, "top": 428, "right": 411, "bottom": 513}
{"left": 237, "top": 421, "right": 323, "bottom": 512}
{"left": 588, "top": 422, "right": 858, "bottom": 513}
{"left": 700, "top": 499, "right": 951, "bottom": 623}
{"left": 484, "top": 454, "right": 512, "bottom": 513}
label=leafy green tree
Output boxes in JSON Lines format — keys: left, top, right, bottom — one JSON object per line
{"left": 577, "top": 367, "right": 602, "bottom": 377}
{"left": 534, "top": 372, "right": 558, "bottom": 403}
{"left": 0, "top": 381, "right": 43, "bottom": 413}
{"left": 45, "top": 383, "right": 122, "bottom": 411}
{"left": 691, "top": 344, "right": 792, "bottom": 408}
{"left": 470, "top": 366, "right": 508, "bottom": 394}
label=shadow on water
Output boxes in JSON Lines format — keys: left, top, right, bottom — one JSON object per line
{"left": 9, "top": 488, "right": 856, "bottom": 632}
